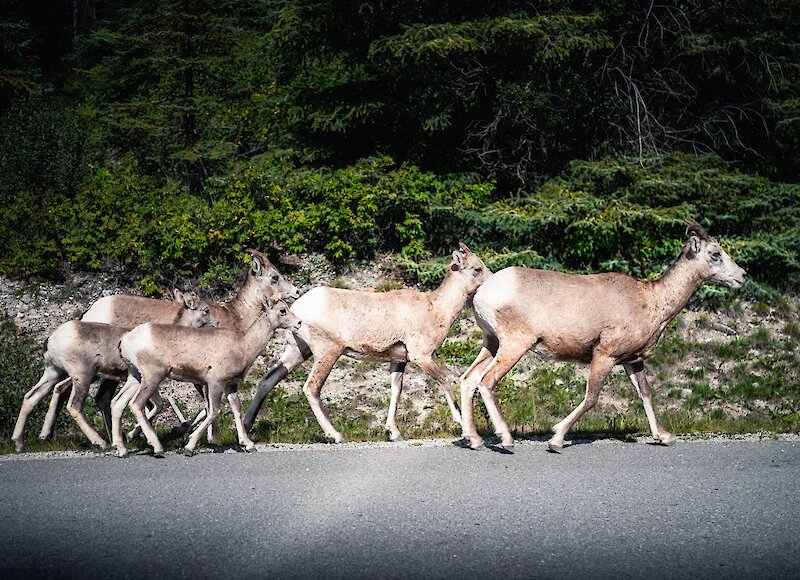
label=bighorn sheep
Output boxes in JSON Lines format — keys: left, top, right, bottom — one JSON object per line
{"left": 243, "top": 244, "right": 491, "bottom": 443}
{"left": 459, "top": 219, "right": 747, "bottom": 452}
{"left": 39, "top": 249, "right": 300, "bottom": 442}
{"left": 11, "top": 291, "right": 213, "bottom": 453}
{"left": 112, "top": 297, "right": 300, "bottom": 457}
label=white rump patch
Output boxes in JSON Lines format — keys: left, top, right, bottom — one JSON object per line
{"left": 82, "top": 296, "right": 113, "bottom": 324}
{"left": 289, "top": 287, "right": 329, "bottom": 325}
{"left": 472, "top": 268, "right": 520, "bottom": 330}
{"left": 119, "top": 324, "right": 154, "bottom": 367}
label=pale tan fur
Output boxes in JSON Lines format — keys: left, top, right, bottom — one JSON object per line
{"left": 11, "top": 291, "right": 212, "bottom": 452}
{"left": 460, "top": 219, "right": 747, "bottom": 451}
{"left": 112, "top": 298, "right": 300, "bottom": 457}
{"left": 39, "top": 249, "right": 299, "bottom": 444}
{"left": 246, "top": 244, "right": 491, "bottom": 443}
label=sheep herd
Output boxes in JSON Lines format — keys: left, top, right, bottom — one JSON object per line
{"left": 12, "top": 220, "right": 747, "bottom": 456}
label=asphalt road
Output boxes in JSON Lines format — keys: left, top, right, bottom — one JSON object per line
{"left": 1, "top": 437, "right": 798, "bottom": 579}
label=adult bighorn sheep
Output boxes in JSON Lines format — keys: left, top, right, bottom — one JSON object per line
{"left": 243, "top": 243, "right": 491, "bottom": 443}
{"left": 38, "top": 249, "right": 300, "bottom": 442}
{"left": 459, "top": 219, "right": 746, "bottom": 452}
{"left": 12, "top": 290, "right": 213, "bottom": 453}
{"left": 113, "top": 296, "right": 300, "bottom": 457}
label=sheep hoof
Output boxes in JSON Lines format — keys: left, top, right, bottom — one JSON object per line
{"left": 13, "top": 440, "right": 24, "bottom": 454}
{"left": 389, "top": 434, "right": 403, "bottom": 442}
{"left": 547, "top": 441, "right": 564, "bottom": 454}
{"left": 183, "top": 447, "right": 195, "bottom": 457}
{"left": 657, "top": 434, "right": 677, "bottom": 446}
{"left": 115, "top": 450, "right": 129, "bottom": 459}
{"left": 246, "top": 446, "right": 257, "bottom": 454}
{"left": 152, "top": 451, "right": 165, "bottom": 459}
{"left": 500, "top": 442, "right": 515, "bottom": 451}
{"left": 470, "top": 440, "right": 486, "bottom": 451}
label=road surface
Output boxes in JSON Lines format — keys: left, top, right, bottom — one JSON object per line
{"left": 1, "top": 437, "right": 798, "bottom": 579}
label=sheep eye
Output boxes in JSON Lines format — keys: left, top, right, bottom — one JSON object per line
{"left": 271, "top": 275, "right": 280, "bottom": 283}
{"left": 473, "top": 267, "right": 483, "bottom": 276}
{"left": 280, "top": 308, "right": 287, "bottom": 315}
{"left": 711, "top": 251, "right": 721, "bottom": 261}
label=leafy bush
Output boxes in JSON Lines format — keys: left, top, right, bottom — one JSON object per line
{"left": 425, "top": 154, "right": 800, "bottom": 289}
{"left": 1, "top": 150, "right": 798, "bottom": 296}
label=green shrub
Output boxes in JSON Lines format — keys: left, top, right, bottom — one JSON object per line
{"left": 0, "top": 98, "right": 94, "bottom": 277}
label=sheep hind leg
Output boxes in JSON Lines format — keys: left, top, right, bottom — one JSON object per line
{"left": 94, "top": 378, "right": 118, "bottom": 439}
{"left": 473, "top": 343, "right": 530, "bottom": 449}
{"left": 126, "top": 394, "right": 164, "bottom": 441}
{"left": 243, "top": 340, "right": 310, "bottom": 432}
{"left": 385, "top": 362, "right": 405, "bottom": 441}
{"left": 66, "top": 372, "right": 109, "bottom": 449}
{"left": 549, "top": 354, "right": 615, "bottom": 452}
{"left": 459, "top": 351, "right": 495, "bottom": 450}
{"left": 128, "top": 375, "right": 167, "bottom": 457}
{"left": 111, "top": 374, "right": 141, "bottom": 457}
{"left": 624, "top": 362, "right": 675, "bottom": 446}
{"left": 39, "top": 377, "right": 71, "bottom": 441}
{"left": 415, "top": 357, "right": 462, "bottom": 427}
{"left": 13, "top": 367, "right": 65, "bottom": 453}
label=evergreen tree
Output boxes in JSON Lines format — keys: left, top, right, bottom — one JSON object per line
{"left": 68, "top": 0, "right": 272, "bottom": 196}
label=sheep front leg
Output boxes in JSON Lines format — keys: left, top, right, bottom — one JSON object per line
{"left": 303, "top": 351, "right": 346, "bottom": 443}
{"left": 385, "top": 362, "right": 405, "bottom": 441}
{"left": 185, "top": 384, "right": 224, "bottom": 456}
{"left": 624, "top": 362, "right": 675, "bottom": 446}
{"left": 549, "top": 354, "right": 615, "bottom": 452}
{"left": 226, "top": 384, "right": 256, "bottom": 452}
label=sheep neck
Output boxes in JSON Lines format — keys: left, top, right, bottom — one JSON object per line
{"left": 649, "top": 253, "right": 705, "bottom": 325}
{"left": 237, "top": 312, "right": 275, "bottom": 362}
{"left": 225, "top": 275, "right": 265, "bottom": 327}
{"left": 430, "top": 269, "right": 471, "bottom": 322}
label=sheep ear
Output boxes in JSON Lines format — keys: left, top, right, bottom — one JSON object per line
{"left": 452, "top": 250, "right": 466, "bottom": 271}
{"left": 173, "top": 289, "right": 183, "bottom": 302}
{"left": 686, "top": 235, "right": 702, "bottom": 259}
{"left": 251, "top": 255, "right": 263, "bottom": 276}
{"left": 458, "top": 242, "right": 473, "bottom": 255}
{"left": 185, "top": 292, "right": 199, "bottom": 310}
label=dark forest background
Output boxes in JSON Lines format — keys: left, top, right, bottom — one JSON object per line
{"left": 1, "top": 0, "right": 798, "bottom": 295}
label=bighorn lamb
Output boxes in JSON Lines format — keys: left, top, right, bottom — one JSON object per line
{"left": 113, "top": 297, "right": 300, "bottom": 457}
{"left": 39, "top": 249, "right": 300, "bottom": 442}
{"left": 459, "top": 219, "right": 747, "bottom": 452}
{"left": 11, "top": 291, "right": 212, "bottom": 453}
{"left": 243, "top": 244, "right": 491, "bottom": 443}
